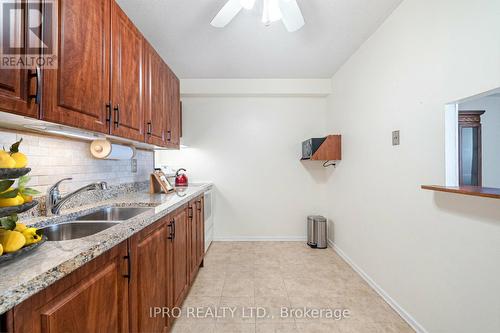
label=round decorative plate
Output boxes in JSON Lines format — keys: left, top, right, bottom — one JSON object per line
{"left": 0, "top": 200, "right": 39, "bottom": 218}
{"left": 0, "top": 168, "right": 31, "bottom": 180}
{"left": 0, "top": 235, "right": 47, "bottom": 265}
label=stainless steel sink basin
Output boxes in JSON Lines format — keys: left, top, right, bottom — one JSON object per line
{"left": 41, "top": 222, "right": 119, "bottom": 241}
{"left": 40, "top": 207, "right": 153, "bottom": 241}
{"left": 74, "top": 207, "right": 153, "bottom": 221}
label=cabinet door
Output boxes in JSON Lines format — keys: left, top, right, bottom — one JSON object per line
{"left": 143, "top": 42, "right": 166, "bottom": 146}
{"left": 13, "top": 242, "right": 129, "bottom": 333}
{"left": 170, "top": 73, "right": 181, "bottom": 147}
{"left": 188, "top": 200, "right": 198, "bottom": 283}
{"left": 41, "top": 0, "right": 110, "bottom": 133}
{"left": 129, "top": 219, "right": 169, "bottom": 333}
{"left": 165, "top": 68, "right": 180, "bottom": 149}
{"left": 0, "top": 0, "right": 38, "bottom": 118}
{"left": 171, "top": 207, "right": 189, "bottom": 307}
{"left": 196, "top": 196, "right": 205, "bottom": 266}
{"left": 110, "top": 0, "right": 144, "bottom": 141}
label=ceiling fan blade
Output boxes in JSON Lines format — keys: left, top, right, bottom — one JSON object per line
{"left": 279, "top": 0, "right": 305, "bottom": 32}
{"left": 211, "top": 0, "right": 243, "bottom": 28}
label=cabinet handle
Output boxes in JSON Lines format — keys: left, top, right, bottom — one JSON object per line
{"left": 106, "top": 102, "right": 112, "bottom": 123}
{"left": 147, "top": 122, "right": 152, "bottom": 135}
{"left": 172, "top": 219, "right": 176, "bottom": 240}
{"left": 188, "top": 206, "right": 193, "bottom": 219}
{"left": 196, "top": 200, "right": 202, "bottom": 211}
{"left": 123, "top": 254, "right": 131, "bottom": 280}
{"left": 167, "top": 130, "right": 171, "bottom": 142}
{"left": 114, "top": 105, "right": 120, "bottom": 128}
{"left": 28, "top": 66, "right": 41, "bottom": 104}
{"left": 168, "top": 220, "right": 175, "bottom": 240}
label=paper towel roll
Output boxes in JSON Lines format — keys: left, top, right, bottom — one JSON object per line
{"left": 90, "top": 140, "right": 136, "bottom": 160}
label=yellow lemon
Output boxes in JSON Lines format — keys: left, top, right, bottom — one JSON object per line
{"left": 0, "top": 230, "right": 26, "bottom": 253}
{"left": 0, "top": 196, "right": 23, "bottom": 207}
{"left": 0, "top": 152, "right": 15, "bottom": 168}
{"left": 14, "top": 223, "right": 27, "bottom": 232}
{"left": 0, "top": 244, "right": 3, "bottom": 256}
{"left": 11, "top": 152, "right": 27, "bottom": 168}
{"left": 22, "top": 228, "right": 41, "bottom": 246}
{"left": 21, "top": 194, "right": 33, "bottom": 203}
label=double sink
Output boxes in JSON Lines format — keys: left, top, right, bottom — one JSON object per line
{"left": 41, "top": 207, "right": 154, "bottom": 241}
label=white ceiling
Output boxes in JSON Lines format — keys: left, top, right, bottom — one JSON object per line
{"left": 116, "top": 0, "right": 403, "bottom": 79}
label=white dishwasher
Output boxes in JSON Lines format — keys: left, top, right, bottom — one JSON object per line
{"left": 204, "top": 189, "right": 214, "bottom": 252}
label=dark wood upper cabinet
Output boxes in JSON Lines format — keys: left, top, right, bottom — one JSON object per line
{"left": 143, "top": 42, "right": 166, "bottom": 146}
{"left": 0, "top": 0, "right": 181, "bottom": 149}
{"left": 171, "top": 74, "right": 181, "bottom": 147}
{"left": 129, "top": 217, "right": 170, "bottom": 333}
{"left": 41, "top": 0, "right": 110, "bottom": 133}
{"left": 12, "top": 242, "right": 129, "bottom": 333}
{"left": 0, "top": 0, "right": 39, "bottom": 119}
{"left": 0, "top": 68, "right": 38, "bottom": 118}
{"left": 164, "top": 68, "right": 181, "bottom": 149}
{"left": 172, "top": 207, "right": 189, "bottom": 307}
{"left": 110, "top": 1, "right": 144, "bottom": 141}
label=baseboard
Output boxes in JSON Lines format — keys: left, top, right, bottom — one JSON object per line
{"left": 328, "top": 239, "right": 428, "bottom": 333}
{"left": 214, "top": 236, "right": 307, "bottom": 242}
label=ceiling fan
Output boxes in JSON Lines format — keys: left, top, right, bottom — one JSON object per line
{"left": 211, "top": 0, "right": 305, "bottom": 32}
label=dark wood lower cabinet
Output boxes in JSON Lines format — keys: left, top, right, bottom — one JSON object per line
{"left": 171, "top": 207, "right": 189, "bottom": 308}
{"left": 129, "top": 217, "right": 171, "bottom": 333}
{"left": 12, "top": 242, "right": 129, "bottom": 333}
{"left": 196, "top": 197, "right": 205, "bottom": 267}
{"left": 188, "top": 196, "right": 205, "bottom": 284}
{"left": 5, "top": 202, "right": 205, "bottom": 333}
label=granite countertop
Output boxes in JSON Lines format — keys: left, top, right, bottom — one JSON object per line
{"left": 0, "top": 183, "right": 213, "bottom": 315}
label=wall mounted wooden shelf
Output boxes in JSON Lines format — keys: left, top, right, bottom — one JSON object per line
{"left": 301, "top": 135, "right": 342, "bottom": 161}
{"left": 421, "top": 185, "right": 500, "bottom": 200}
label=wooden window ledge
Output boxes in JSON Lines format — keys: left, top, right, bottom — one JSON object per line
{"left": 421, "top": 185, "right": 500, "bottom": 199}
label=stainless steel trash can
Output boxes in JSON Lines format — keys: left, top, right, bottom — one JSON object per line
{"left": 307, "top": 215, "right": 327, "bottom": 249}
{"left": 307, "top": 216, "right": 317, "bottom": 247}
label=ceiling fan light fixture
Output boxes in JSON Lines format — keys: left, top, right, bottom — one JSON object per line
{"left": 262, "top": 0, "right": 282, "bottom": 25}
{"left": 240, "top": 0, "right": 256, "bottom": 10}
{"left": 211, "top": 0, "right": 304, "bottom": 32}
{"left": 279, "top": 0, "right": 305, "bottom": 32}
{"left": 210, "top": 0, "right": 243, "bottom": 27}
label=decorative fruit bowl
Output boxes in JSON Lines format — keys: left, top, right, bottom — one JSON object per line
{"left": 0, "top": 139, "right": 44, "bottom": 264}
{"left": 0, "top": 200, "right": 39, "bottom": 218}
{"left": 0, "top": 168, "right": 31, "bottom": 180}
{"left": 0, "top": 234, "right": 47, "bottom": 265}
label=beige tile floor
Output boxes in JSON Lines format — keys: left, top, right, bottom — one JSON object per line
{"left": 172, "top": 242, "right": 415, "bottom": 333}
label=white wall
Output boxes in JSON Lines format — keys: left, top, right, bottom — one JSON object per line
{"left": 325, "top": 0, "right": 500, "bottom": 333}
{"left": 458, "top": 96, "right": 500, "bottom": 188}
{"left": 156, "top": 80, "right": 332, "bottom": 240}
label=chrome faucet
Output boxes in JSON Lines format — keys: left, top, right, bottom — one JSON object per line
{"left": 47, "top": 178, "right": 108, "bottom": 215}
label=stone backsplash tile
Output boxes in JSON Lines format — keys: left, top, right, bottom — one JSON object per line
{"left": 0, "top": 129, "right": 154, "bottom": 194}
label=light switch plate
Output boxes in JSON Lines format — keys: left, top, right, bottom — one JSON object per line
{"left": 392, "top": 130, "right": 400, "bottom": 146}
{"left": 131, "top": 159, "right": 137, "bottom": 173}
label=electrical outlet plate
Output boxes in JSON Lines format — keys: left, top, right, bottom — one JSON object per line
{"left": 131, "top": 159, "right": 137, "bottom": 173}
{"left": 392, "top": 130, "right": 400, "bottom": 146}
